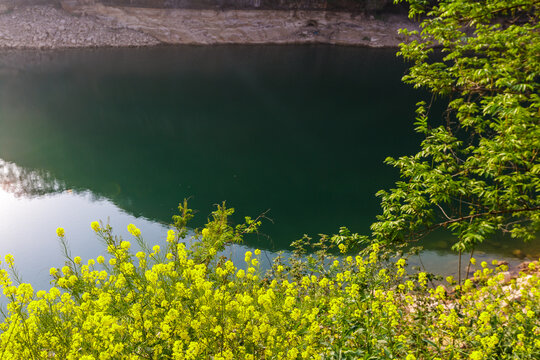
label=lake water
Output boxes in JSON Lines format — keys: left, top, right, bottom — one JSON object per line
{"left": 0, "top": 46, "right": 538, "bottom": 289}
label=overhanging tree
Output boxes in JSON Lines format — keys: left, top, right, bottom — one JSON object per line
{"left": 371, "top": 0, "right": 539, "bottom": 278}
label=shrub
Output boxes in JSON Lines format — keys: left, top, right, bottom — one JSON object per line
{"left": 0, "top": 205, "right": 538, "bottom": 359}
{"left": 374, "top": 0, "right": 540, "bottom": 283}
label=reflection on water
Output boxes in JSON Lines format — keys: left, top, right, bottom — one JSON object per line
{"left": 0, "top": 45, "right": 538, "bottom": 289}
{"left": 0, "top": 159, "right": 274, "bottom": 291}
{"left": 0, "top": 159, "right": 65, "bottom": 197}
{"left": 0, "top": 186, "right": 167, "bottom": 290}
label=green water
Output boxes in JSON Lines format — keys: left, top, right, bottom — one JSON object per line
{"left": 0, "top": 46, "right": 537, "bottom": 288}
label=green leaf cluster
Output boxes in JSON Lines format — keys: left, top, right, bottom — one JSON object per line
{"left": 372, "top": 0, "right": 540, "bottom": 252}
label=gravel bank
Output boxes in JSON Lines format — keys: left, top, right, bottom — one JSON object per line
{"left": 0, "top": 5, "right": 160, "bottom": 48}
{"left": 0, "top": 4, "right": 417, "bottom": 49}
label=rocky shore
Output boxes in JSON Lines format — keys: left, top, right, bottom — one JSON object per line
{"left": 0, "top": 3, "right": 418, "bottom": 49}
{"left": 0, "top": 5, "right": 159, "bottom": 48}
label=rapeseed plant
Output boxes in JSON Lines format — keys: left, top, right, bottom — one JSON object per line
{"left": 0, "top": 204, "right": 537, "bottom": 359}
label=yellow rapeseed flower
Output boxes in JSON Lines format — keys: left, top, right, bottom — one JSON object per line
{"left": 418, "top": 272, "right": 427, "bottom": 287}
{"left": 4, "top": 254, "right": 14, "bottom": 268}
{"left": 396, "top": 258, "right": 406, "bottom": 267}
{"left": 91, "top": 221, "right": 100, "bottom": 232}
{"left": 56, "top": 227, "right": 65, "bottom": 237}
{"left": 127, "top": 224, "right": 141, "bottom": 237}
{"left": 1, "top": 213, "right": 539, "bottom": 360}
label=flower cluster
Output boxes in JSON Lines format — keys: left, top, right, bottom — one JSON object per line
{"left": 0, "top": 207, "right": 538, "bottom": 359}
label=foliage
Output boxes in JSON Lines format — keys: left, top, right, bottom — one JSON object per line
{"left": 372, "top": 0, "right": 540, "bottom": 255}
{"left": 0, "top": 205, "right": 539, "bottom": 359}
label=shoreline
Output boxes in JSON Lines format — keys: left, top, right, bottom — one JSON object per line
{"left": 0, "top": 5, "right": 160, "bottom": 49}
{"left": 0, "top": 4, "right": 419, "bottom": 49}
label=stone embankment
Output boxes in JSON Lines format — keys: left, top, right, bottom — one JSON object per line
{"left": 0, "top": 5, "right": 159, "bottom": 48}
{"left": 0, "top": 2, "right": 419, "bottom": 49}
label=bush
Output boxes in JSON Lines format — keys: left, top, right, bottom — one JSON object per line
{"left": 0, "top": 205, "right": 538, "bottom": 359}
{"left": 374, "top": 0, "right": 540, "bottom": 280}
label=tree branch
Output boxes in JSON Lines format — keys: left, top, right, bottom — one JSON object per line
{"left": 433, "top": 206, "right": 540, "bottom": 230}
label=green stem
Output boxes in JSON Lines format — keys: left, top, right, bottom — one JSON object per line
{"left": 458, "top": 250, "right": 462, "bottom": 285}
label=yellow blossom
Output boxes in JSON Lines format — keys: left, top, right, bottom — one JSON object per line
{"left": 91, "top": 221, "right": 100, "bottom": 232}
{"left": 127, "top": 223, "right": 141, "bottom": 237}
{"left": 56, "top": 227, "right": 65, "bottom": 237}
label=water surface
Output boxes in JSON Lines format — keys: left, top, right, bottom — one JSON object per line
{"left": 0, "top": 46, "right": 537, "bottom": 289}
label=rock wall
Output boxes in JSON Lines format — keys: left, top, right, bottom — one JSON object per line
{"left": 0, "top": 0, "right": 13, "bottom": 13}
{"left": 60, "top": 2, "right": 417, "bottom": 46}
{"left": 66, "top": 0, "right": 394, "bottom": 11}
{"left": 0, "top": 0, "right": 416, "bottom": 48}
{"left": 0, "top": 5, "right": 159, "bottom": 48}
{"left": 0, "top": 0, "right": 59, "bottom": 13}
